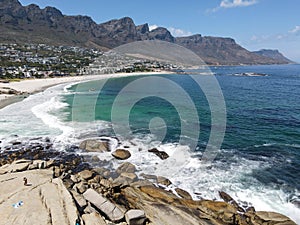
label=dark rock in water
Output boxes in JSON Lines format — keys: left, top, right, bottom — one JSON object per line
{"left": 291, "top": 199, "right": 300, "bottom": 208}
{"left": 112, "top": 149, "right": 131, "bottom": 160}
{"left": 116, "top": 162, "right": 136, "bottom": 174}
{"left": 79, "top": 139, "right": 110, "bottom": 152}
{"left": 219, "top": 191, "right": 234, "bottom": 203}
{"left": 140, "top": 173, "right": 157, "bottom": 182}
{"left": 219, "top": 191, "right": 245, "bottom": 213}
{"left": 66, "top": 145, "right": 79, "bottom": 152}
{"left": 252, "top": 211, "right": 296, "bottom": 225}
{"left": 175, "top": 188, "right": 192, "bottom": 200}
{"left": 11, "top": 141, "right": 22, "bottom": 145}
{"left": 148, "top": 148, "right": 169, "bottom": 160}
{"left": 157, "top": 176, "right": 172, "bottom": 186}
{"left": 246, "top": 206, "right": 256, "bottom": 213}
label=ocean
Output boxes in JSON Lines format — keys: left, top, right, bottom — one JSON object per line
{"left": 0, "top": 64, "right": 299, "bottom": 223}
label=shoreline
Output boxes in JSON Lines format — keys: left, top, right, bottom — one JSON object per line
{"left": 0, "top": 71, "right": 174, "bottom": 110}
{"left": 0, "top": 140, "right": 297, "bottom": 225}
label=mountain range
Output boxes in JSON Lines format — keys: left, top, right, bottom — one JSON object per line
{"left": 0, "top": 0, "right": 294, "bottom": 65}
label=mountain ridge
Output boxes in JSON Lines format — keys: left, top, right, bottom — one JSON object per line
{"left": 252, "top": 49, "right": 294, "bottom": 63}
{"left": 0, "top": 0, "right": 293, "bottom": 65}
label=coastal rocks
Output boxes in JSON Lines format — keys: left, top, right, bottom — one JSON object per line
{"left": 125, "top": 209, "right": 147, "bottom": 225}
{"left": 116, "top": 162, "right": 136, "bottom": 174}
{"left": 0, "top": 140, "right": 298, "bottom": 225}
{"left": 83, "top": 189, "right": 124, "bottom": 222}
{"left": 11, "top": 161, "right": 30, "bottom": 172}
{"left": 198, "top": 200, "right": 237, "bottom": 224}
{"left": 0, "top": 159, "right": 53, "bottom": 174}
{"left": 175, "top": 188, "right": 192, "bottom": 200}
{"left": 157, "top": 176, "right": 172, "bottom": 186}
{"left": 148, "top": 148, "right": 169, "bottom": 160}
{"left": 82, "top": 212, "right": 107, "bottom": 225}
{"left": 113, "top": 172, "right": 138, "bottom": 188}
{"left": 74, "top": 182, "right": 88, "bottom": 194}
{"left": 79, "top": 139, "right": 110, "bottom": 152}
{"left": 219, "top": 191, "right": 245, "bottom": 212}
{"left": 0, "top": 87, "right": 20, "bottom": 95}
{"left": 0, "top": 168, "right": 79, "bottom": 225}
{"left": 140, "top": 174, "right": 172, "bottom": 187}
{"left": 121, "top": 186, "right": 202, "bottom": 225}
{"left": 71, "top": 190, "right": 87, "bottom": 210}
{"left": 112, "top": 149, "right": 131, "bottom": 160}
{"left": 78, "top": 169, "right": 94, "bottom": 180}
{"left": 140, "top": 185, "right": 178, "bottom": 204}
{"left": 247, "top": 211, "right": 297, "bottom": 225}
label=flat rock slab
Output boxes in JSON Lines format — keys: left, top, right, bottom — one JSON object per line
{"left": 255, "top": 211, "right": 297, "bottom": 224}
{"left": 125, "top": 209, "right": 146, "bottom": 225}
{"left": 0, "top": 169, "right": 78, "bottom": 225}
{"left": 82, "top": 212, "right": 106, "bottom": 225}
{"left": 83, "top": 189, "right": 124, "bottom": 222}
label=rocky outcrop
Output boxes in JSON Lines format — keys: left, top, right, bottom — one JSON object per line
{"left": 79, "top": 139, "right": 110, "bottom": 152}
{"left": 0, "top": 167, "right": 79, "bottom": 225}
{"left": 175, "top": 35, "right": 286, "bottom": 65}
{"left": 0, "top": 141, "right": 297, "bottom": 225}
{"left": 83, "top": 189, "right": 124, "bottom": 222}
{"left": 82, "top": 212, "right": 107, "bottom": 225}
{"left": 148, "top": 27, "right": 175, "bottom": 43}
{"left": 116, "top": 162, "right": 136, "bottom": 174}
{"left": 148, "top": 148, "right": 169, "bottom": 160}
{"left": 136, "top": 23, "right": 149, "bottom": 40}
{"left": 0, "top": 87, "right": 25, "bottom": 95}
{"left": 95, "top": 17, "right": 139, "bottom": 48}
{"left": 112, "top": 149, "right": 131, "bottom": 160}
{"left": 125, "top": 209, "right": 147, "bottom": 225}
{"left": 0, "top": 0, "right": 293, "bottom": 65}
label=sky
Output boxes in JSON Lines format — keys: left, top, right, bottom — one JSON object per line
{"left": 19, "top": 0, "right": 300, "bottom": 62}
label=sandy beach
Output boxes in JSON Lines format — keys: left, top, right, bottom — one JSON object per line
{"left": 0, "top": 72, "right": 171, "bottom": 109}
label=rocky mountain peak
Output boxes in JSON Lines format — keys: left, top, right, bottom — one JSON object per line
{"left": 0, "top": 0, "right": 21, "bottom": 7}
{"left": 148, "top": 27, "right": 175, "bottom": 42}
{"left": 136, "top": 23, "right": 149, "bottom": 34}
{"left": 43, "top": 6, "right": 63, "bottom": 18}
{"left": 0, "top": 0, "right": 293, "bottom": 65}
{"left": 253, "top": 49, "right": 293, "bottom": 63}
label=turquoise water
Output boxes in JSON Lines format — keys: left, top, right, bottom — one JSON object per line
{"left": 60, "top": 65, "right": 300, "bottom": 221}
{"left": 1, "top": 64, "right": 298, "bottom": 220}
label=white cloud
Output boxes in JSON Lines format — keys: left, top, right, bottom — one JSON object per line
{"left": 220, "top": 0, "right": 257, "bottom": 8}
{"left": 168, "top": 27, "right": 192, "bottom": 37}
{"left": 289, "top": 25, "right": 300, "bottom": 34}
{"left": 149, "top": 25, "right": 192, "bottom": 37}
{"left": 209, "top": 0, "right": 258, "bottom": 12}
{"left": 149, "top": 25, "right": 158, "bottom": 31}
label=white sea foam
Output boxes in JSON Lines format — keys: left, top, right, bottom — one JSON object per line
{"left": 96, "top": 135, "right": 300, "bottom": 223}
{"left": 0, "top": 80, "right": 299, "bottom": 224}
{"left": 31, "top": 95, "right": 73, "bottom": 145}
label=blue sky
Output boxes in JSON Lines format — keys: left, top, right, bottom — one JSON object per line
{"left": 19, "top": 0, "right": 300, "bottom": 62}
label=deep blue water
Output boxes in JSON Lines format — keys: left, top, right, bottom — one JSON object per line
{"left": 63, "top": 64, "right": 300, "bottom": 219}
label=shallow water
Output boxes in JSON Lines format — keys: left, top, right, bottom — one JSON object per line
{"left": 0, "top": 64, "right": 299, "bottom": 222}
